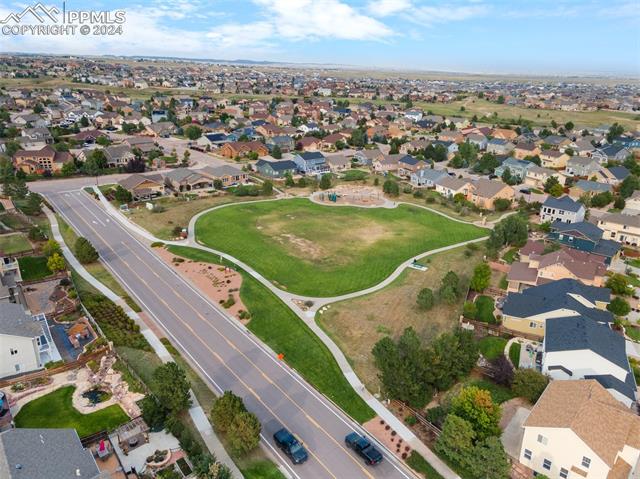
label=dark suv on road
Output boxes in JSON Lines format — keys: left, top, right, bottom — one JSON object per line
{"left": 345, "top": 432, "right": 384, "bottom": 465}
{"left": 273, "top": 428, "right": 309, "bottom": 465}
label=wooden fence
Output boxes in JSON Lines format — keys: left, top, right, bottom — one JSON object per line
{"left": 391, "top": 400, "right": 442, "bottom": 437}
{"left": 461, "top": 318, "right": 540, "bottom": 341}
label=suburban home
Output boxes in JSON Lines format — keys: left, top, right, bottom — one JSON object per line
{"left": 0, "top": 303, "right": 57, "bottom": 378}
{"left": 145, "top": 121, "right": 176, "bottom": 138}
{"left": 570, "top": 138, "right": 597, "bottom": 156}
{"left": 540, "top": 150, "right": 570, "bottom": 169}
{"left": 492, "top": 128, "right": 518, "bottom": 141}
{"left": 466, "top": 134, "right": 488, "bottom": 151}
{"left": 487, "top": 138, "right": 515, "bottom": 155}
{"left": 468, "top": 178, "right": 515, "bottom": 210}
{"left": 197, "top": 132, "right": 231, "bottom": 148}
{"left": 570, "top": 179, "right": 613, "bottom": 198}
{"left": 21, "top": 127, "right": 53, "bottom": 144}
{"left": 622, "top": 191, "right": 640, "bottom": 216}
{"left": 542, "top": 316, "right": 637, "bottom": 407}
{"left": 432, "top": 140, "right": 459, "bottom": 159}
{"left": 410, "top": 168, "right": 448, "bottom": 188}
{"left": 592, "top": 144, "right": 632, "bottom": 164}
{"left": 372, "top": 154, "right": 402, "bottom": 173}
{"left": 325, "top": 155, "right": 350, "bottom": 172}
{"left": 437, "top": 130, "right": 464, "bottom": 144}
{"left": 163, "top": 168, "right": 213, "bottom": 193}
{"left": 524, "top": 165, "right": 567, "bottom": 190}
{"left": 0, "top": 428, "right": 101, "bottom": 478}
{"left": 594, "top": 166, "right": 630, "bottom": 186}
{"left": 540, "top": 195, "right": 586, "bottom": 224}
{"left": 519, "top": 380, "right": 640, "bottom": 479}
{"left": 219, "top": 141, "right": 268, "bottom": 159}
{"left": 352, "top": 148, "right": 383, "bottom": 166}
{"left": 547, "top": 221, "right": 621, "bottom": 264}
{"left": 514, "top": 142, "right": 541, "bottom": 160}
{"left": 267, "top": 135, "right": 295, "bottom": 153}
{"left": 397, "top": 155, "right": 427, "bottom": 178}
{"left": 296, "top": 136, "right": 323, "bottom": 151}
{"left": 495, "top": 158, "right": 535, "bottom": 181}
{"left": 104, "top": 145, "right": 135, "bottom": 168}
{"left": 598, "top": 213, "right": 640, "bottom": 246}
{"left": 255, "top": 159, "right": 297, "bottom": 178}
{"left": 543, "top": 135, "right": 572, "bottom": 150}
{"left": 293, "top": 151, "right": 330, "bottom": 175}
{"left": 73, "top": 129, "right": 107, "bottom": 144}
{"left": 12, "top": 145, "right": 72, "bottom": 174}
{"left": 565, "top": 156, "right": 602, "bottom": 177}
{"left": 501, "top": 278, "right": 612, "bottom": 338}
{"left": 434, "top": 176, "right": 472, "bottom": 198}
{"left": 201, "top": 165, "right": 248, "bottom": 187}
{"left": 507, "top": 246, "right": 607, "bottom": 292}
{"left": 117, "top": 173, "right": 165, "bottom": 201}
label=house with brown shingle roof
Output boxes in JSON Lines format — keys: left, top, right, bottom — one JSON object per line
{"left": 519, "top": 380, "right": 640, "bottom": 479}
{"left": 468, "top": 178, "right": 515, "bottom": 210}
{"left": 12, "top": 145, "right": 72, "bottom": 174}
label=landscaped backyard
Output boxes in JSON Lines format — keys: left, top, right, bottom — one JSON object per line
{"left": 18, "top": 255, "right": 52, "bottom": 281}
{"left": 14, "top": 386, "right": 129, "bottom": 437}
{"left": 195, "top": 198, "right": 487, "bottom": 297}
{"left": 0, "top": 232, "right": 32, "bottom": 255}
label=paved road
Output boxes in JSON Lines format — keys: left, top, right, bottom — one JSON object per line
{"left": 39, "top": 184, "right": 415, "bottom": 479}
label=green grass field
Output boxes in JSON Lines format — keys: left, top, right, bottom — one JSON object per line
{"left": 167, "top": 245, "right": 375, "bottom": 423}
{"left": 195, "top": 198, "right": 486, "bottom": 297}
{"left": 475, "top": 295, "right": 497, "bottom": 324}
{"left": 478, "top": 336, "right": 507, "bottom": 361}
{"left": 0, "top": 233, "right": 32, "bottom": 255}
{"left": 18, "top": 255, "right": 52, "bottom": 281}
{"left": 14, "top": 386, "right": 129, "bottom": 437}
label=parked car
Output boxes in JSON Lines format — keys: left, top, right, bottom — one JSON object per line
{"left": 273, "top": 428, "right": 309, "bottom": 465}
{"left": 345, "top": 432, "right": 383, "bottom": 466}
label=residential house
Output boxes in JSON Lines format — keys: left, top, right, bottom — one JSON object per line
{"left": 547, "top": 221, "right": 620, "bottom": 264}
{"left": 163, "top": 169, "right": 213, "bottom": 193}
{"left": 592, "top": 144, "right": 631, "bottom": 164}
{"left": 145, "top": 121, "right": 176, "bottom": 138}
{"left": 296, "top": 136, "right": 323, "bottom": 151}
{"left": 124, "top": 136, "right": 158, "bottom": 155}
{"left": 495, "top": 158, "right": 535, "bottom": 182}
{"left": 219, "top": 141, "right": 268, "bottom": 159}
{"left": 540, "top": 150, "right": 570, "bottom": 169}
{"left": 410, "top": 168, "right": 448, "bottom": 188}
{"left": 12, "top": 145, "right": 72, "bottom": 174}
{"left": 21, "top": 127, "right": 53, "bottom": 145}
{"left": 437, "top": 130, "right": 463, "bottom": 144}
{"left": 501, "top": 278, "right": 612, "bottom": 338}
{"left": 565, "top": 156, "right": 602, "bottom": 177}
{"left": 540, "top": 196, "right": 586, "bottom": 224}
{"left": 255, "top": 159, "right": 297, "bottom": 178}
{"left": 519, "top": 380, "right": 640, "bottom": 479}
{"left": 543, "top": 135, "right": 572, "bottom": 150}
{"left": 525, "top": 166, "right": 567, "bottom": 190}
{"left": 507, "top": 245, "right": 606, "bottom": 292}
{"left": 325, "top": 155, "right": 350, "bottom": 172}
{"left": 397, "top": 155, "right": 427, "bottom": 178}
{"left": 197, "top": 133, "right": 231, "bottom": 149}
{"left": 0, "top": 303, "right": 56, "bottom": 378}
{"left": 432, "top": 140, "right": 459, "bottom": 159}
{"left": 492, "top": 128, "right": 518, "bottom": 141}
{"left": 570, "top": 180, "right": 613, "bottom": 198}
{"left": 622, "top": 191, "right": 640, "bottom": 216}
{"left": 466, "top": 134, "right": 488, "bottom": 151}
{"left": 201, "top": 165, "right": 248, "bottom": 187}
{"left": 434, "top": 176, "right": 472, "bottom": 199}
{"left": 267, "top": 135, "right": 295, "bottom": 153}
{"left": 117, "top": 173, "right": 165, "bottom": 201}
{"left": 104, "top": 145, "right": 135, "bottom": 168}
{"left": 74, "top": 129, "right": 107, "bottom": 145}
{"left": 542, "top": 316, "right": 637, "bottom": 407}
{"left": 468, "top": 178, "right": 515, "bottom": 210}
{"left": 352, "top": 148, "right": 383, "bottom": 166}
{"left": 293, "top": 152, "right": 330, "bottom": 175}
{"left": 598, "top": 213, "right": 640, "bottom": 246}
{"left": 487, "top": 138, "right": 515, "bottom": 155}
{"left": 372, "top": 154, "right": 401, "bottom": 173}
{"left": 594, "top": 166, "right": 630, "bottom": 186}
{"left": 514, "top": 142, "right": 540, "bottom": 160}
{"left": 0, "top": 428, "right": 101, "bottom": 478}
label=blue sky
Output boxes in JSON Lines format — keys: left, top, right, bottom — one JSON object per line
{"left": 1, "top": 0, "right": 639, "bottom": 75}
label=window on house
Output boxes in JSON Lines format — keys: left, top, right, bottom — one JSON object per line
{"left": 529, "top": 322, "right": 537, "bottom": 329}
{"left": 537, "top": 434, "right": 548, "bottom": 445}
{"left": 9, "top": 348, "right": 17, "bottom": 356}
{"left": 542, "top": 458, "right": 551, "bottom": 470}
{"left": 523, "top": 449, "right": 532, "bottom": 460}
{"left": 581, "top": 457, "right": 591, "bottom": 468}
{"left": 559, "top": 468, "right": 569, "bottom": 478}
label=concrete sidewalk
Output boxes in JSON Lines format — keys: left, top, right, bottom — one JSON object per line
{"left": 45, "top": 207, "right": 244, "bottom": 479}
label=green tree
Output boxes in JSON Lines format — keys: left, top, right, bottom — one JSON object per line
{"left": 620, "top": 175, "right": 640, "bottom": 198}
{"left": 501, "top": 167, "right": 513, "bottom": 185}
{"left": 12, "top": 177, "right": 29, "bottom": 200}
{"left": 435, "top": 415, "right": 475, "bottom": 467}
{"left": 0, "top": 158, "right": 15, "bottom": 197}
{"left": 382, "top": 179, "right": 399, "bottom": 196}
{"left": 21, "top": 192, "right": 42, "bottom": 216}
{"left": 496, "top": 95, "right": 505, "bottom": 104}
{"left": 608, "top": 297, "right": 631, "bottom": 316}
{"left": 42, "top": 239, "right": 62, "bottom": 257}
{"left": 184, "top": 125, "right": 202, "bottom": 140}
{"left": 261, "top": 180, "right": 274, "bottom": 196}
{"left": 114, "top": 185, "right": 133, "bottom": 204}
{"left": 470, "top": 263, "right": 491, "bottom": 292}
{"left": 548, "top": 183, "right": 563, "bottom": 197}
{"left": 96, "top": 136, "right": 111, "bottom": 147}
{"left": 511, "top": 369, "right": 549, "bottom": 403}
{"left": 450, "top": 386, "right": 501, "bottom": 440}
{"left": 487, "top": 215, "right": 528, "bottom": 252}
{"left": 271, "top": 145, "right": 282, "bottom": 159}
{"left": 607, "top": 123, "right": 624, "bottom": 143}
{"left": 439, "top": 271, "right": 461, "bottom": 304}
{"left": 468, "top": 436, "right": 510, "bottom": 479}
{"left": 319, "top": 174, "right": 332, "bottom": 190}
{"left": 152, "top": 362, "right": 191, "bottom": 413}
{"left": 590, "top": 191, "right": 613, "bottom": 207}
{"left": 227, "top": 411, "right": 261, "bottom": 456}
{"left": 606, "top": 273, "right": 632, "bottom": 295}
{"left": 564, "top": 121, "right": 574, "bottom": 131}
{"left": 284, "top": 172, "right": 295, "bottom": 187}
{"left": 210, "top": 391, "right": 246, "bottom": 433}
{"left": 416, "top": 288, "right": 434, "bottom": 310}
{"left": 463, "top": 301, "right": 477, "bottom": 318}
{"left": 543, "top": 176, "right": 560, "bottom": 194}
{"left": 47, "top": 252, "right": 66, "bottom": 273}
{"left": 61, "top": 161, "right": 76, "bottom": 177}
{"left": 493, "top": 198, "right": 511, "bottom": 212}
{"left": 429, "top": 329, "right": 479, "bottom": 391}
{"left": 74, "top": 237, "right": 99, "bottom": 264}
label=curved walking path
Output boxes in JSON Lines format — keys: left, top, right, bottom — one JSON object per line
{"left": 93, "top": 188, "right": 509, "bottom": 479}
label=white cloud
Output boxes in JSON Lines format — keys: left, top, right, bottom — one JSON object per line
{"left": 205, "top": 21, "right": 275, "bottom": 49}
{"left": 408, "top": 3, "right": 487, "bottom": 25}
{"left": 254, "top": 0, "right": 394, "bottom": 40}
{"left": 367, "top": 0, "right": 412, "bottom": 17}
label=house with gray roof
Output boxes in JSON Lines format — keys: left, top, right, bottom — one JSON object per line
{"left": 542, "top": 316, "right": 637, "bottom": 407}
{"left": 571, "top": 179, "right": 612, "bottom": 197}
{"left": 0, "top": 428, "right": 100, "bottom": 478}
{"left": 540, "top": 195, "right": 585, "bottom": 224}
{"left": 486, "top": 138, "right": 515, "bottom": 155}
{"left": 591, "top": 144, "right": 631, "bottom": 164}
{"left": 163, "top": 168, "right": 213, "bottom": 193}
{"left": 495, "top": 158, "right": 535, "bottom": 181}
{"left": 565, "top": 156, "right": 601, "bottom": 177}
{"left": 410, "top": 168, "right": 448, "bottom": 188}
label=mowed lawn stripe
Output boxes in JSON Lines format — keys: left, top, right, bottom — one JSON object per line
{"left": 195, "top": 198, "right": 486, "bottom": 297}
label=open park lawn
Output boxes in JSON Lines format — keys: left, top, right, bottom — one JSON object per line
{"left": 14, "top": 386, "right": 129, "bottom": 437}
{"left": 0, "top": 233, "right": 32, "bottom": 255}
{"left": 317, "top": 246, "right": 484, "bottom": 392}
{"left": 195, "top": 198, "right": 486, "bottom": 297}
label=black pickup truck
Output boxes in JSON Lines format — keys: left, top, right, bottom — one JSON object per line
{"left": 345, "top": 432, "right": 384, "bottom": 465}
{"left": 273, "top": 428, "right": 309, "bottom": 465}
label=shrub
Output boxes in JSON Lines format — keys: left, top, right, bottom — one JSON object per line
{"left": 84, "top": 294, "right": 151, "bottom": 350}
{"left": 228, "top": 411, "right": 261, "bottom": 456}
{"left": 74, "top": 237, "right": 99, "bottom": 264}
{"left": 511, "top": 369, "right": 549, "bottom": 403}
{"left": 211, "top": 391, "right": 246, "bottom": 433}
{"left": 450, "top": 386, "right": 501, "bottom": 440}
{"left": 493, "top": 198, "right": 511, "bottom": 212}
{"left": 416, "top": 288, "right": 434, "bottom": 310}
{"left": 382, "top": 179, "right": 400, "bottom": 196}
